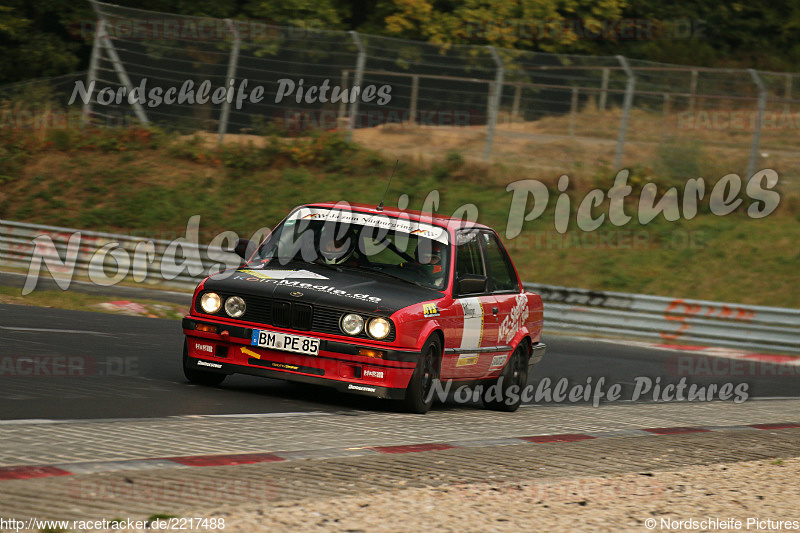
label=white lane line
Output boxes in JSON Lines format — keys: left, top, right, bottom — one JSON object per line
{"left": 0, "top": 410, "right": 341, "bottom": 425}
{"left": 0, "top": 325, "right": 112, "bottom": 336}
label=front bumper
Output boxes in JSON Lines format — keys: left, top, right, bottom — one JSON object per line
{"left": 182, "top": 317, "right": 420, "bottom": 399}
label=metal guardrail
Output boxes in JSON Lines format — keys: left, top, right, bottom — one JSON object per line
{"left": 523, "top": 283, "right": 800, "bottom": 354}
{"left": 1, "top": 219, "right": 798, "bottom": 354}
{"left": 0, "top": 219, "right": 224, "bottom": 291}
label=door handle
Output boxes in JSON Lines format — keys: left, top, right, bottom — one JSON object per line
{"left": 492, "top": 307, "right": 499, "bottom": 315}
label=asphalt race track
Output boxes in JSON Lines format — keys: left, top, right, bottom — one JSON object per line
{"left": 0, "top": 302, "right": 797, "bottom": 420}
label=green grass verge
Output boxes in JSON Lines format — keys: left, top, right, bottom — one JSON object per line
{"left": 1, "top": 126, "right": 798, "bottom": 308}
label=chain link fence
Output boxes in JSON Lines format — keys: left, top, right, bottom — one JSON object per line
{"left": 1, "top": 1, "right": 799, "bottom": 183}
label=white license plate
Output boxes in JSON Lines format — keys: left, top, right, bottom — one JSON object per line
{"left": 250, "top": 329, "right": 320, "bottom": 356}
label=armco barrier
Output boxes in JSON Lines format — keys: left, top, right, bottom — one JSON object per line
{"left": 0, "top": 219, "right": 229, "bottom": 290}
{"left": 524, "top": 283, "right": 800, "bottom": 354}
{"left": 1, "top": 219, "right": 798, "bottom": 354}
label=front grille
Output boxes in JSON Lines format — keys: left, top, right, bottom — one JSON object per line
{"left": 272, "top": 301, "right": 291, "bottom": 328}
{"left": 195, "top": 292, "right": 395, "bottom": 342}
{"left": 292, "top": 303, "right": 313, "bottom": 330}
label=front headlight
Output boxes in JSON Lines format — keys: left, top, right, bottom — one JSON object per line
{"left": 200, "top": 292, "right": 222, "bottom": 314}
{"left": 224, "top": 296, "right": 246, "bottom": 318}
{"left": 367, "top": 317, "right": 391, "bottom": 340}
{"left": 341, "top": 313, "right": 364, "bottom": 335}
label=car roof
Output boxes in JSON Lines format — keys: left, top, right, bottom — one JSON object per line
{"left": 302, "top": 202, "right": 492, "bottom": 232}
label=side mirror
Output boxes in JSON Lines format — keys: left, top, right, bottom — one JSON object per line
{"left": 456, "top": 274, "right": 487, "bottom": 295}
{"left": 231, "top": 238, "right": 253, "bottom": 260}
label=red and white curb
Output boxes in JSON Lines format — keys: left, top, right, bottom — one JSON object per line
{"left": 1, "top": 422, "right": 797, "bottom": 482}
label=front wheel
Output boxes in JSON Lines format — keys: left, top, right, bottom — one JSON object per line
{"left": 401, "top": 336, "right": 441, "bottom": 414}
{"left": 182, "top": 341, "right": 226, "bottom": 387}
{"left": 483, "top": 343, "right": 529, "bottom": 412}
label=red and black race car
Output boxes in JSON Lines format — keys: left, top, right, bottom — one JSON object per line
{"left": 182, "top": 202, "right": 545, "bottom": 413}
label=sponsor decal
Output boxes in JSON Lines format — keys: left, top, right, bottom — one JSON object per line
{"left": 499, "top": 294, "right": 530, "bottom": 343}
{"left": 289, "top": 291, "right": 303, "bottom": 297}
{"left": 238, "top": 269, "right": 328, "bottom": 280}
{"left": 348, "top": 383, "right": 377, "bottom": 392}
{"left": 290, "top": 208, "right": 449, "bottom": 244}
{"left": 268, "top": 362, "right": 300, "bottom": 371}
{"left": 230, "top": 276, "right": 382, "bottom": 303}
{"left": 362, "top": 368, "right": 385, "bottom": 380}
{"left": 195, "top": 342, "right": 213, "bottom": 354}
{"left": 422, "top": 302, "right": 440, "bottom": 317}
{"left": 490, "top": 354, "right": 508, "bottom": 368}
{"left": 459, "top": 298, "right": 484, "bottom": 349}
{"left": 456, "top": 354, "right": 479, "bottom": 367}
{"left": 197, "top": 360, "right": 222, "bottom": 369}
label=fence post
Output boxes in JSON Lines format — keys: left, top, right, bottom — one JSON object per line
{"left": 339, "top": 70, "right": 349, "bottom": 120}
{"left": 599, "top": 67, "right": 609, "bottom": 110}
{"left": 511, "top": 84, "right": 521, "bottom": 121}
{"left": 348, "top": 31, "right": 366, "bottom": 140}
{"left": 217, "top": 19, "right": 241, "bottom": 146}
{"left": 614, "top": 55, "right": 635, "bottom": 170}
{"left": 689, "top": 69, "right": 698, "bottom": 112}
{"left": 483, "top": 46, "right": 505, "bottom": 161}
{"left": 568, "top": 87, "right": 579, "bottom": 137}
{"left": 90, "top": 1, "right": 149, "bottom": 125}
{"left": 784, "top": 74, "right": 792, "bottom": 114}
{"left": 409, "top": 75, "right": 419, "bottom": 124}
{"left": 747, "top": 69, "right": 767, "bottom": 180}
{"left": 82, "top": 18, "right": 104, "bottom": 125}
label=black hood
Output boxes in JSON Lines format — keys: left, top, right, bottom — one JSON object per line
{"left": 202, "top": 262, "right": 442, "bottom": 315}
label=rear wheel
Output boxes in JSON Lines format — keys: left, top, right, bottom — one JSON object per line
{"left": 182, "top": 341, "right": 226, "bottom": 387}
{"left": 483, "top": 343, "right": 528, "bottom": 412}
{"left": 401, "top": 336, "right": 441, "bottom": 414}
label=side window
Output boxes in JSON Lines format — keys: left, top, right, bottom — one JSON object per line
{"left": 482, "top": 232, "right": 520, "bottom": 293}
{"left": 455, "top": 231, "right": 485, "bottom": 279}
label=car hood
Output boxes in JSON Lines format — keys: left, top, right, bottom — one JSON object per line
{"left": 201, "top": 263, "right": 443, "bottom": 315}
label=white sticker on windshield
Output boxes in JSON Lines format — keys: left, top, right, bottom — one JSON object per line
{"left": 289, "top": 208, "right": 449, "bottom": 244}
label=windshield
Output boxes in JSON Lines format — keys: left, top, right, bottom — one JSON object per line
{"left": 253, "top": 208, "right": 450, "bottom": 291}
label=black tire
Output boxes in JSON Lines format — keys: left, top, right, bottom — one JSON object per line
{"left": 483, "top": 343, "right": 529, "bottom": 412}
{"left": 182, "top": 342, "right": 226, "bottom": 387}
{"left": 401, "top": 336, "right": 441, "bottom": 414}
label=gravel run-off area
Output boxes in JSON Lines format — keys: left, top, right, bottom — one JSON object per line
{"left": 202, "top": 456, "right": 800, "bottom": 532}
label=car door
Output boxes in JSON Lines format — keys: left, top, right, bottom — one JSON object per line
{"left": 444, "top": 230, "right": 500, "bottom": 379}
{"left": 480, "top": 231, "right": 525, "bottom": 374}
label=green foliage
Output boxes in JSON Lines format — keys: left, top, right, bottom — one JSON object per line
{"left": 3, "top": 0, "right": 800, "bottom": 88}
{"left": 655, "top": 137, "right": 704, "bottom": 181}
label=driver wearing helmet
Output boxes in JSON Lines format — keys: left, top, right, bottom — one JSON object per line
{"left": 319, "top": 232, "right": 357, "bottom": 265}
{"left": 417, "top": 240, "right": 446, "bottom": 288}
